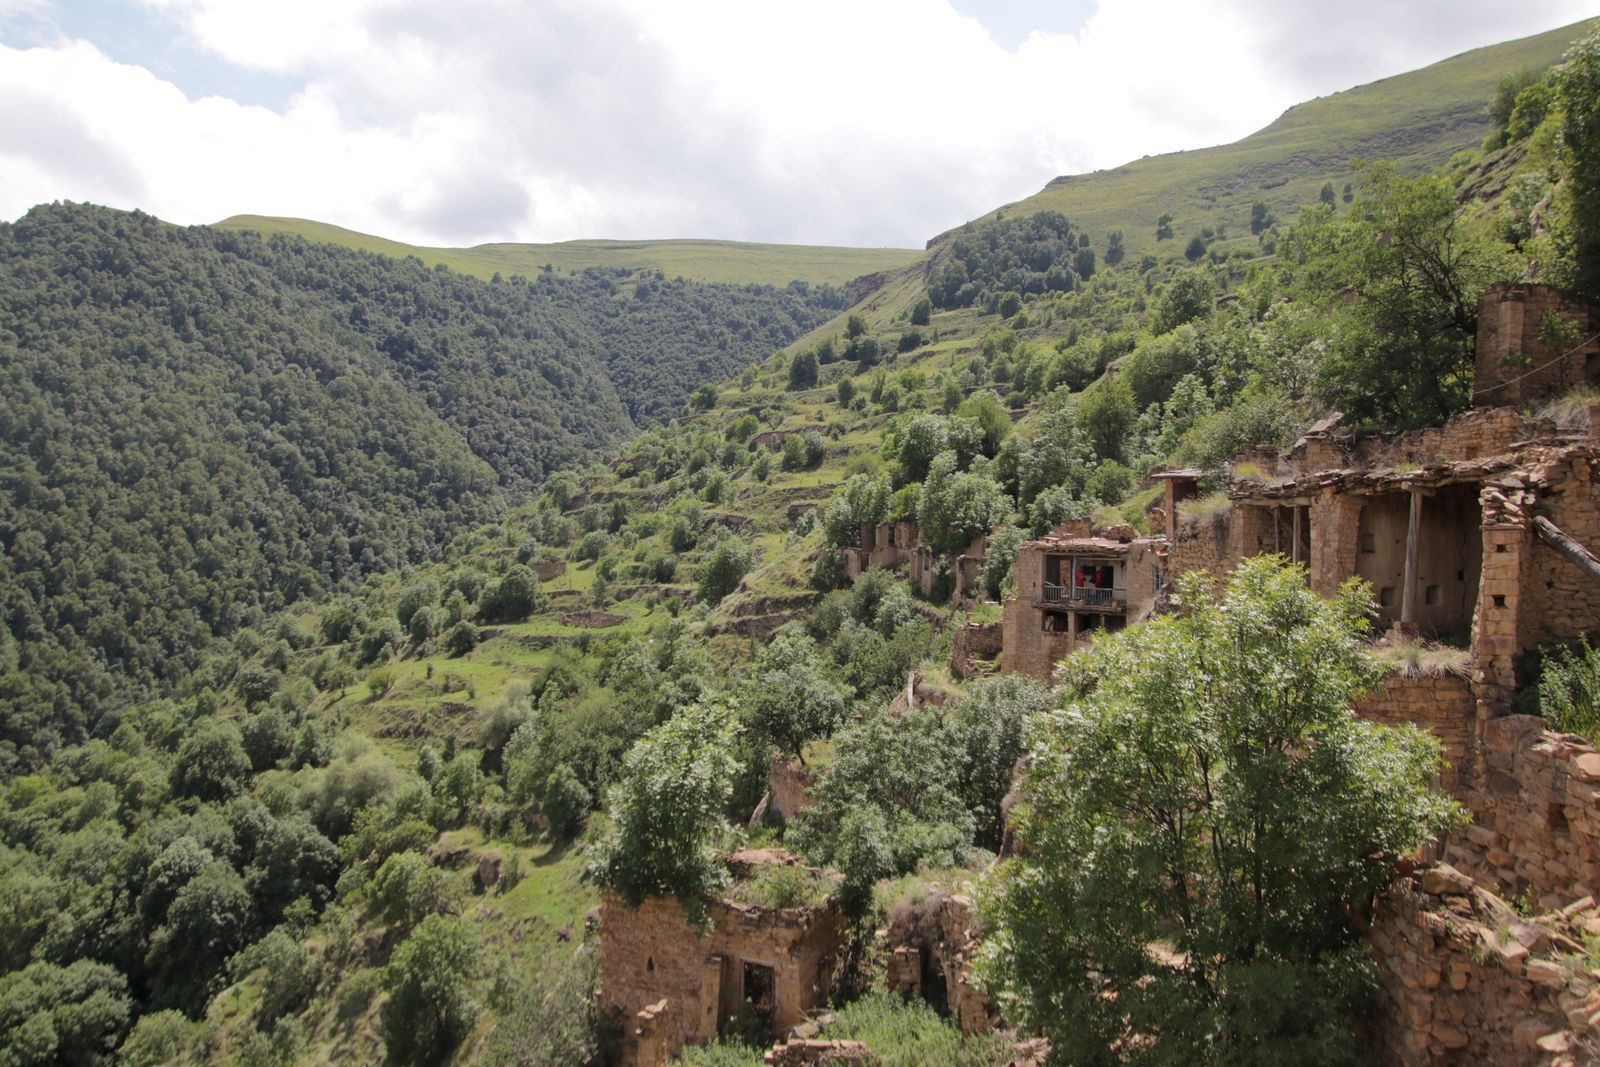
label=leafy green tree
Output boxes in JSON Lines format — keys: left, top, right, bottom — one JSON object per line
{"left": 697, "top": 539, "right": 755, "bottom": 605}
{"left": 1074, "top": 247, "right": 1096, "bottom": 281}
{"left": 1184, "top": 234, "right": 1208, "bottom": 262}
{"left": 979, "top": 558, "right": 1462, "bottom": 1065}
{"left": 171, "top": 720, "right": 252, "bottom": 802}
{"left": 1558, "top": 23, "right": 1600, "bottom": 299}
{"left": 821, "top": 473, "right": 892, "bottom": 548}
{"left": 943, "top": 675, "right": 1051, "bottom": 849}
{"left": 1319, "top": 180, "right": 1337, "bottom": 206}
{"left": 979, "top": 525, "right": 1026, "bottom": 600}
{"left": 543, "top": 763, "right": 592, "bottom": 840}
{"left": 788, "top": 349, "right": 820, "bottom": 390}
{"left": 1156, "top": 213, "right": 1174, "bottom": 241}
{"left": 443, "top": 620, "right": 479, "bottom": 656}
{"left": 917, "top": 452, "right": 1010, "bottom": 555}
{"left": 1105, "top": 230, "right": 1125, "bottom": 266}
{"left": 0, "top": 960, "right": 131, "bottom": 1067}
{"left": 739, "top": 627, "right": 849, "bottom": 759}
{"left": 1486, "top": 68, "right": 1542, "bottom": 148}
{"left": 237, "top": 664, "right": 281, "bottom": 708}
{"left": 241, "top": 709, "right": 294, "bottom": 771}
{"left": 894, "top": 413, "right": 949, "bottom": 483}
{"left": 1075, "top": 375, "right": 1135, "bottom": 462}
{"left": 846, "top": 314, "right": 867, "bottom": 339}
{"left": 146, "top": 861, "right": 254, "bottom": 1013}
{"left": 1148, "top": 272, "right": 1214, "bottom": 335}
{"left": 910, "top": 296, "right": 933, "bottom": 326}
{"left": 997, "top": 292, "right": 1022, "bottom": 318}
{"left": 955, "top": 390, "right": 1012, "bottom": 456}
{"left": 1297, "top": 164, "right": 1510, "bottom": 427}
{"left": 382, "top": 914, "right": 484, "bottom": 1066}
{"left": 371, "top": 851, "right": 460, "bottom": 929}
{"left": 478, "top": 565, "right": 546, "bottom": 623}
{"left": 836, "top": 377, "right": 856, "bottom": 406}
{"left": 689, "top": 384, "right": 718, "bottom": 412}
{"left": 590, "top": 700, "right": 739, "bottom": 927}
{"left": 483, "top": 946, "right": 597, "bottom": 1066}
{"left": 1250, "top": 200, "right": 1276, "bottom": 236}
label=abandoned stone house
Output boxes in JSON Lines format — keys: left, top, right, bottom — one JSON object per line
{"left": 596, "top": 850, "right": 847, "bottom": 1067}
{"left": 840, "top": 521, "right": 987, "bottom": 602}
{"left": 999, "top": 518, "right": 1164, "bottom": 680}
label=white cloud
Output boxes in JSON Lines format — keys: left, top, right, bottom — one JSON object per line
{"left": 1, "top": 0, "right": 1594, "bottom": 247}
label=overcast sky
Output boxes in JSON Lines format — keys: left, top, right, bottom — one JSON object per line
{"left": 0, "top": 1, "right": 1594, "bottom": 248}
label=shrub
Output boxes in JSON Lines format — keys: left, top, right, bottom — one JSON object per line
{"left": 381, "top": 915, "right": 483, "bottom": 1066}
{"left": 697, "top": 539, "right": 755, "bottom": 605}
{"left": 370, "top": 851, "right": 459, "bottom": 929}
{"left": 443, "top": 620, "right": 479, "bottom": 656}
{"left": 1539, "top": 637, "right": 1600, "bottom": 742}
{"left": 543, "top": 763, "right": 592, "bottom": 840}
{"left": 478, "top": 565, "right": 546, "bottom": 623}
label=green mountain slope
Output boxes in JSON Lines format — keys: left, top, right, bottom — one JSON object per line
{"left": 215, "top": 215, "right": 924, "bottom": 288}
{"left": 948, "top": 20, "right": 1584, "bottom": 260}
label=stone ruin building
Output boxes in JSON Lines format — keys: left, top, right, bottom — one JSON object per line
{"left": 839, "top": 521, "right": 987, "bottom": 603}
{"left": 597, "top": 850, "right": 847, "bottom": 1067}
{"left": 991, "top": 282, "right": 1600, "bottom": 1062}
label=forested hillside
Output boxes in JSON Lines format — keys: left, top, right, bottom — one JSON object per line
{"left": 0, "top": 204, "right": 836, "bottom": 767}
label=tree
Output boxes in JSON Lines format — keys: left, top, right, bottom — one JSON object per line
{"left": 1074, "top": 247, "right": 1096, "bottom": 281}
{"left": 739, "top": 627, "right": 849, "bottom": 759}
{"left": 910, "top": 296, "right": 933, "bottom": 326}
{"left": 689, "top": 384, "right": 718, "bottom": 412}
{"left": 788, "top": 349, "right": 819, "bottom": 390}
{"left": 917, "top": 452, "right": 1010, "bottom": 556}
{"left": 1298, "top": 164, "right": 1510, "bottom": 428}
{"left": 171, "top": 720, "right": 252, "bottom": 802}
{"left": 894, "top": 413, "right": 949, "bottom": 483}
{"left": 0, "top": 960, "right": 131, "bottom": 1067}
{"left": 590, "top": 700, "right": 739, "bottom": 927}
{"left": 478, "top": 564, "right": 545, "bottom": 623}
{"left": 979, "top": 558, "right": 1462, "bottom": 1065}
{"left": 1075, "top": 375, "right": 1135, "bottom": 462}
{"left": 382, "top": 914, "right": 484, "bottom": 1066}
{"left": 371, "top": 851, "right": 459, "bottom": 929}
{"left": 1184, "top": 234, "right": 1208, "bottom": 262}
{"left": 543, "top": 763, "right": 592, "bottom": 840}
{"left": 1156, "top": 213, "right": 1174, "bottom": 241}
{"left": 1319, "top": 180, "right": 1337, "bottom": 206}
{"left": 697, "top": 538, "right": 755, "bottom": 605}
{"left": 1105, "top": 230, "right": 1125, "bottom": 266}
{"left": 979, "top": 525, "right": 1026, "bottom": 600}
{"left": 1558, "top": 24, "right": 1600, "bottom": 300}
{"left": 1250, "top": 200, "right": 1276, "bottom": 236}
{"left": 845, "top": 313, "right": 867, "bottom": 339}
{"left": 943, "top": 675, "right": 1051, "bottom": 849}
{"left": 956, "top": 390, "right": 1012, "bottom": 457}
{"left": 821, "top": 473, "right": 891, "bottom": 548}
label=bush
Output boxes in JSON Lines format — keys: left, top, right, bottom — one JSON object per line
{"left": 443, "top": 620, "right": 479, "bottom": 656}
{"left": 788, "top": 349, "right": 819, "bottom": 389}
{"left": 543, "top": 763, "right": 592, "bottom": 840}
{"left": 697, "top": 539, "right": 755, "bottom": 605}
{"left": 381, "top": 915, "right": 484, "bottom": 1066}
{"left": 478, "top": 564, "right": 546, "bottom": 623}
{"left": 370, "top": 851, "right": 460, "bottom": 929}
{"left": 1539, "top": 637, "right": 1600, "bottom": 741}
{"left": 171, "top": 720, "right": 252, "bottom": 801}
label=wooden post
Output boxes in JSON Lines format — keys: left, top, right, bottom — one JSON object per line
{"left": 1291, "top": 507, "right": 1303, "bottom": 565}
{"left": 1534, "top": 516, "right": 1600, "bottom": 584}
{"left": 1401, "top": 489, "right": 1422, "bottom": 627}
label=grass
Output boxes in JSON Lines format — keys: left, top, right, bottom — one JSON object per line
{"left": 1371, "top": 633, "right": 1474, "bottom": 678}
{"left": 954, "top": 21, "right": 1585, "bottom": 261}
{"left": 814, "top": 991, "right": 1014, "bottom": 1066}
{"left": 214, "top": 216, "right": 923, "bottom": 288}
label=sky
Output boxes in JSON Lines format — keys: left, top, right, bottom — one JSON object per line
{"left": 0, "top": 1, "right": 1595, "bottom": 249}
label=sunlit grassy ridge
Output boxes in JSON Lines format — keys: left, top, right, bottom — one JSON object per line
{"left": 952, "top": 20, "right": 1584, "bottom": 258}
{"left": 214, "top": 215, "right": 924, "bottom": 288}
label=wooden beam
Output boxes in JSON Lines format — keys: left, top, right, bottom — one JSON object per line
{"left": 1534, "top": 516, "right": 1600, "bottom": 585}
{"left": 1401, "top": 490, "right": 1422, "bottom": 626}
{"left": 1292, "top": 507, "right": 1303, "bottom": 565}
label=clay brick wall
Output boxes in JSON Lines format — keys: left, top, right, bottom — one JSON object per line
{"left": 599, "top": 889, "right": 846, "bottom": 1066}
{"left": 1473, "top": 283, "right": 1599, "bottom": 408}
{"left": 1310, "top": 492, "right": 1363, "bottom": 598}
{"left": 883, "top": 892, "right": 993, "bottom": 1036}
{"left": 1367, "top": 865, "right": 1599, "bottom": 1066}
{"left": 1167, "top": 511, "right": 1234, "bottom": 580}
{"left": 1353, "top": 673, "right": 1474, "bottom": 793}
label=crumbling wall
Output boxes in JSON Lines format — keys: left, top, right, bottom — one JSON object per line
{"left": 884, "top": 891, "right": 993, "bottom": 1036}
{"left": 1473, "top": 283, "right": 1599, "bottom": 408}
{"left": 1524, "top": 452, "right": 1600, "bottom": 651}
{"left": 1442, "top": 715, "right": 1600, "bottom": 908}
{"left": 1367, "top": 864, "right": 1600, "bottom": 1066}
{"left": 1167, "top": 511, "right": 1233, "bottom": 580}
{"left": 599, "top": 888, "right": 846, "bottom": 1066}
{"left": 999, "top": 596, "right": 1075, "bottom": 681}
{"left": 1310, "top": 492, "right": 1363, "bottom": 598}
{"left": 951, "top": 622, "right": 1004, "bottom": 678}
{"left": 1353, "top": 672, "right": 1474, "bottom": 793}
{"left": 768, "top": 755, "right": 817, "bottom": 825}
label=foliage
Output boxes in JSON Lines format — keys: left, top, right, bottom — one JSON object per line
{"left": 821, "top": 474, "right": 892, "bottom": 548}
{"left": 917, "top": 452, "right": 1010, "bottom": 556}
{"left": 697, "top": 538, "right": 756, "bottom": 605}
{"left": 590, "top": 700, "right": 739, "bottom": 928}
{"left": 815, "top": 991, "right": 1013, "bottom": 1067}
{"left": 370, "top": 851, "right": 460, "bottom": 929}
{"left": 0, "top": 959, "right": 131, "bottom": 1067}
{"left": 483, "top": 946, "right": 598, "bottom": 1067}
{"left": 928, "top": 211, "right": 1088, "bottom": 308}
{"left": 381, "top": 914, "right": 484, "bottom": 1066}
{"left": 788, "top": 349, "right": 820, "bottom": 390}
{"left": 1538, "top": 637, "right": 1600, "bottom": 742}
{"left": 1291, "top": 166, "right": 1511, "bottom": 428}
{"left": 980, "top": 525, "right": 1027, "bottom": 600}
{"left": 738, "top": 627, "right": 849, "bottom": 758}
{"left": 542, "top": 763, "right": 592, "bottom": 841}
{"left": 1558, "top": 22, "right": 1600, "bottom": 299}
{"left": 980, "top": 558, "right": 1462, "bottom": 1064}
{"left": 942, "top": 676, "right": 1052, "bottom": 850}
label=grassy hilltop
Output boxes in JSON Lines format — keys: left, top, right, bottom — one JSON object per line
{"left": 213, "top": 216, "right": 924, "bottom": 288}
{"left": 943, "top": 20, "right": 1585, "bottom": 259}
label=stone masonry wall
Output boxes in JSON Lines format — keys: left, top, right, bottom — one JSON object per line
{"left": 1525, "top": 452, "right": 1600, "bottom": 651}
{"left": 883, "top": 891, "right": 993, "bottom": 1036}
{"left": 950, "top": 621, "right": 1003, "bottom": 679}
{"left": 768, "top": 755, "right": 816, "bottom": 825}
{"left": 1443, "top": 716, "right": 1600, "bottom": 909}
{"left": 1473, "top": 283, "right": 1599, "bottom": 408}
{"left": 1367, "top": 864, "right": 1600, "bottom": 1066}
{"left": 599, "top": 889, "right": 846, "bottom": 1066}
{"left": 1353, "top": 672, "right": 1474, "bottom": 794}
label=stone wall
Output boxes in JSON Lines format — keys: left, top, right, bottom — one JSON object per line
{"left": 999, "top": 596, "right": 1078, "bottom": 681}
{"left": 1442, "top": 716, "right": 1600, "bottom": 908}
{"left": 950, "top": 622, "right": 1004, "bottom": 679}
{"left": 1367, "top": 864, "right": 1600, "bottom": 1066}
{"left": 883, "top": 891, "right": 993, "bottom": 1036}
{"left": 1524, "top": 452, "right": 1600, "bottom": 652}
{"left": 1167, "top": 510, "right": 1234, "bottom": 581}
{"left": 599, "top": 887, "right": 846, "bottom": 1066}
{"left": 1353, "top": 672, "right": 1475, "bottom": 794}
{"left": 1473, "top": 283, "right": 1599, "bottom": 408}
{"left": 768, "top": 755, "right": 816, "bottom": 825}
